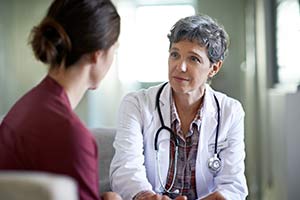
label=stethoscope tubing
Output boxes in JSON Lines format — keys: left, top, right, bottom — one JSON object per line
{"left": 154, "top": 82, "right": 178, "bottom": 151}
{"left": 154, "top": 82, "right": 221, "bottom": 194}
{"left": 213, "top": 94, "right": 220, "bottom": 156}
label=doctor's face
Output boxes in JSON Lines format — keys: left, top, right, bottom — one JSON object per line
{"left": 168, "top": 39, "right": 214, "bottom": 95}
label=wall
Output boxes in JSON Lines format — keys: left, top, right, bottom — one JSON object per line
{"left": 196, "top": 1, "right": 263, "bottom": 200}
{"left": 264, "top": 0, "right": 300, "bottom": 199}
{"left": 0, "top": 0, "right": 50, "bottom": 116}
{"left": 197, "top": 0, "right": 246, "bottom": 103}
{"left": 0, "top": 0, "right": 100, "bottom": 125}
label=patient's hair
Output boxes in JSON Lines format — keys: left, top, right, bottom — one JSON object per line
{"left": 168, "top": 14, "right": 229, "bottom": 64}
{"left": 30, "top": 0, "right": 120, "bottom": 68}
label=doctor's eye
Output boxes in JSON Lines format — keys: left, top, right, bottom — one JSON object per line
{"left": 190, "top": 56, "right": 201, "bottom": 64}
{"left": 169, "top": 51, "right": 180, "bottom": 59}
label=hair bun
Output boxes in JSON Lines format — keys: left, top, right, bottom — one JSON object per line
{"left": 30, "top": 17, "right": 72, "bottom": 66}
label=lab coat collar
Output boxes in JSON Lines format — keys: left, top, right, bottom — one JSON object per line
{"left": 201, "top": 84, "right": 219, "bottom": 139}
{"left": 202, "top": 84, "right": 218, "bottom": 116}
{"left": 152, "top": 83, "right": 172, "bottom": 191}
{"left": 156, "top": 83, "right": 219, "bottom": 140}
{"left": 158, "top": 83, "right": 218, "bottom": 117}
{"left": 198, "top": 84, "right": 219, "bottom": 165}
{"left": 154, "top": 82, "right": 172, "bottom": 142}
{"left": 157, "top": 82, "right": 171, "bottom": 109}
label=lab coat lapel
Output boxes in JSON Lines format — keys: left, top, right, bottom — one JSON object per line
{"left": 153, "top": 83, "right": 172, "bottom": 192}
{"left": 197, "top": 86, "right": 218, "bottom": 195}
{"left": 200, "top": 85, "right": 218, "bottom": 149}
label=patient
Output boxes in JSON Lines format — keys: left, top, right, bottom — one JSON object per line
{"left": 0, "top": 0, "right": 121, "bottom": 200}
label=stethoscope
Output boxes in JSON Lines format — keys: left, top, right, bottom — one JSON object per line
{"left": 154, "top": 82, "right": 222, "bottom": 194}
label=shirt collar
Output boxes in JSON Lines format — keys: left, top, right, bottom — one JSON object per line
{"left": 170, "top": 90, "right": 203, "bottom": 135}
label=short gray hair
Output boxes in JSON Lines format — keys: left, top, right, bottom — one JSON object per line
{"left": 167, "top": 14, "right": 229, "bottom": 64}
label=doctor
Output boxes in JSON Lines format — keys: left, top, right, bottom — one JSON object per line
{"left": 110, "top": 14, "right": 248, "bottom": 200}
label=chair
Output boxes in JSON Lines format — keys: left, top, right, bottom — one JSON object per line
{"left": 0, "top": 171, "right": 78, "bottom": 200}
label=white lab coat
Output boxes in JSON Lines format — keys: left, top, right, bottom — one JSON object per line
{"left": 110, "top": 83, "right": 248, "bottom": 200}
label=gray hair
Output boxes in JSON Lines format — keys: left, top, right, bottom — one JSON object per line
{"left": 167, "top": 14, "right": 229, "bottom": 64}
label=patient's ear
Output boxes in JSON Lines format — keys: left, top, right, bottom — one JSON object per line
{"left": 90, "top": 50, "right": 105, "bottom": 64}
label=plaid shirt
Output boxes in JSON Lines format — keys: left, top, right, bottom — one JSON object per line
{"left": 163, "top": 97, "right": 202, "bottom": 200}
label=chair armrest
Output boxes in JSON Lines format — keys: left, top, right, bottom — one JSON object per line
{"left": 91, "top": 127, "right": 116, "bottom": 194}
{"left": 0, "top": 171, "right": 78, "bottom": 200}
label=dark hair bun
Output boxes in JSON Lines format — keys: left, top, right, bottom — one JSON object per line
{"left": 30, "top": 17, "right": 71, "bottom": 66}
{"left": 29, "top": 0, "right": 120, "bottom": 69}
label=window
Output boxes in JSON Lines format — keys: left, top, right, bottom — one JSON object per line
{"left": 276, "top": 0, "right": 300, "bottom": 85}
{"left": 118, "top": 4, "right": 195, "bottom": 83}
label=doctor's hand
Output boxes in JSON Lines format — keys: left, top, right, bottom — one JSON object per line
{"left": 101, "top": 191, "right": 122, "bottom": 200}
{"left": 147, "top": 194, "right": 187, "bottom": 200}
{"left": 173, "top": 196, "right": 187, "bottom": 200}
{"left": 134, "top": 191, "right": 187, "bottom": 200}
{"left": 200, "top": 191, "right": 225, "bottom": 200}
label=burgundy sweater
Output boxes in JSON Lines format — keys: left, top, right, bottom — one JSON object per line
{"left": 0, "top": 76, "right": 100, "bottom": 200}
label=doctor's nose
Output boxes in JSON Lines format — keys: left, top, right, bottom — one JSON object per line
{"left": 177, "top": 61, "right": 187, "bottom": 72}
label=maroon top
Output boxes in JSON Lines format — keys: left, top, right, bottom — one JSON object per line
{"left": 0, "top": 76, "right": 100, "bottom": 200}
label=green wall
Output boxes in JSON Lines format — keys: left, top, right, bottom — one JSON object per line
{"left": 0, "top": 0, "right": 50, "bottom": 116}
{"left": 0, "top": 0, "right": 91, "bottom": 123}
{"left": 196, "top": 0, "right": 246, "bottom": 103}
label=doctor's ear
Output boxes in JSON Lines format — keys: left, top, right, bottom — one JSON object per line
{"left": 209, "top": 60, "right": 223, "bottom": 78}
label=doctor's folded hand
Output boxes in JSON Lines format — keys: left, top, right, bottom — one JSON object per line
{"left": 134, "top": 191, "right": 187, "bottom": 200}
{"left": 134, "top": 191, "right": 224, "bottom": 200}
{"left": 200, "top": 192, "right": 225, "bottom": 200}
{"left": 101, "top": 192, "right": 123, "bottom": 200}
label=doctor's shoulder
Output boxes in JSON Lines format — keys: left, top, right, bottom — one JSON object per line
{"left": 120, "top": 84, "right": 163, "bottom": 113}
{"left": 213, "top": 90, "right": 245, "bottom": 118}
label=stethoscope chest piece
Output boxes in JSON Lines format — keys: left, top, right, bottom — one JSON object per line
{"left": 208, "top": 154, "right": 222, "bottom": 173}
